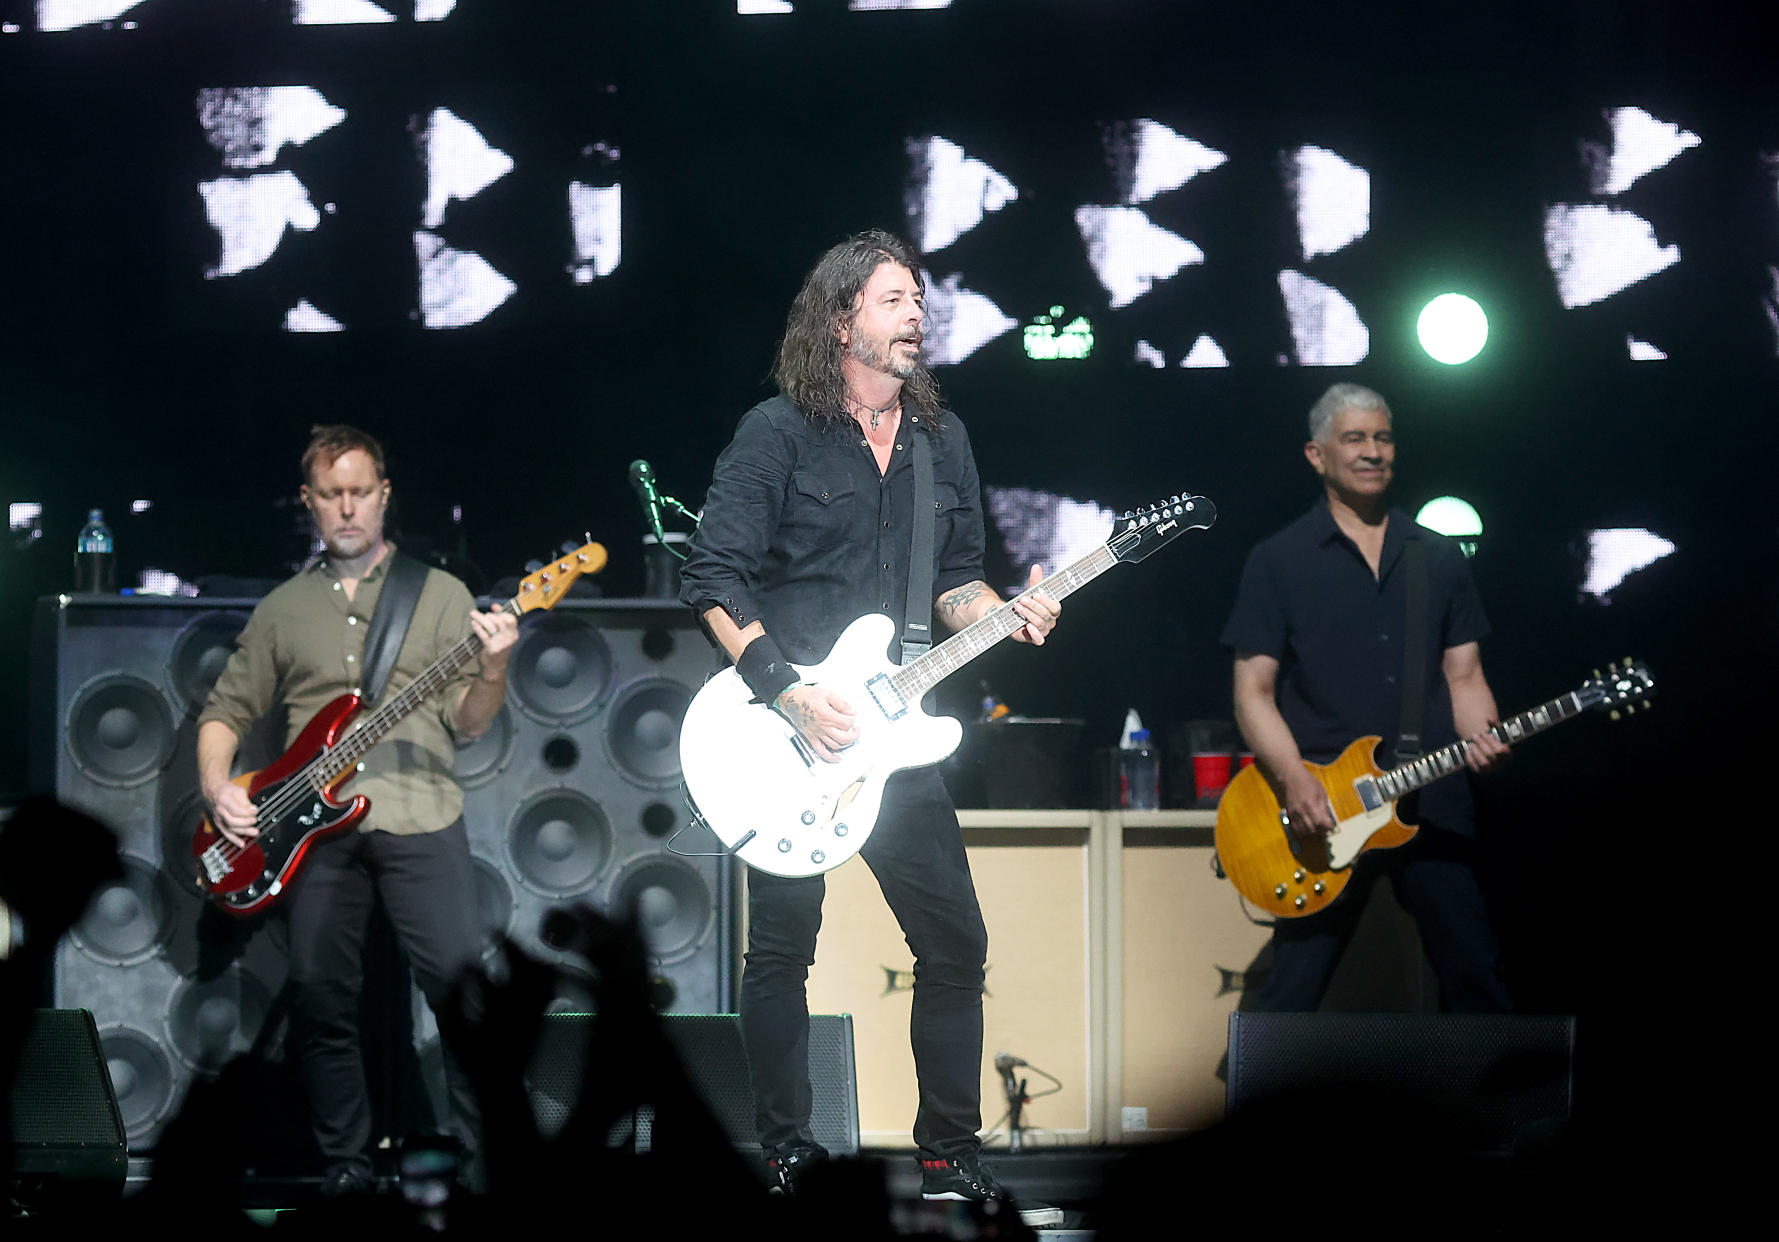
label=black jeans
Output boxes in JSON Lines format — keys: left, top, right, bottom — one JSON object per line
{"left": 284, "top": 819, "right": 484, "bottom": 1171}
{"left": 1252, "top": 825, "right": 1512, "bottom": 1013}
{"left": 740, "top": 767, "right": 988, "bottom": 1158}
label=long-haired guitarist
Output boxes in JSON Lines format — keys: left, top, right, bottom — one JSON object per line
{"left": 195, "top": 424, "right": 517, "bottom": 1195}
{"left": 678, "top": 231, "right": 1062, "bottom": 1225}
{"left": 1219, "top": 384, "right": 1514, "bottom": 1013}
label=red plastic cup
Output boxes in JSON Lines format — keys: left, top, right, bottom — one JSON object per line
{"left": 1238, "top": 753, "right": 1255, "bottom": 769}
{"left": 1192, "top": 752, "right": 1234, "bottom": 800}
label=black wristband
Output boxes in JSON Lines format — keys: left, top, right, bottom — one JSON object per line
{"left": 735, "top": 635, "right": 799, "bottom": 705}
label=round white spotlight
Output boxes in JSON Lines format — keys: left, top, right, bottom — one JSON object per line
{"left": 1417, "top": 495, "right": 1483, "bottom": 556}
{"left": 1416, "top": 293, "right": 1488, "bottom": 365}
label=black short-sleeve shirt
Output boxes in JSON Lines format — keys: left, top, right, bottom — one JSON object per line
{"left": 679, "top": 395, "right": 986, "bottom": 664}
{"left": 1220, "top": 501, "right": 1490, "bottom": 828}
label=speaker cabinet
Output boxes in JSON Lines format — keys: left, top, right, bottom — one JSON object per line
{"left": 521, "top": 1013, "right": 859, "bottom": 1154}
{"left": 7, "top": 1008, "right": 128, "bottom": 1204}
{"left": 33, "top": 596, "right": 290, "bottom": 1151}
{"left": 1226, "top": 1012, "right": 1575, "bottom": 1154}
{"left": 801, "top": 821, "right": 1093, "bottom": 1146}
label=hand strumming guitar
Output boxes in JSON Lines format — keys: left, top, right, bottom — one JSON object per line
{"left": 774, "top": 684, "right": 858, "bottom": 763}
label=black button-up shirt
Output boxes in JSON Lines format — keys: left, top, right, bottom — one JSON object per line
{"left": 1220, "top": 500, "right": 1490, "bottom": 829}
{"left": 680, "top": 395, "right": 986, "bottom": 664}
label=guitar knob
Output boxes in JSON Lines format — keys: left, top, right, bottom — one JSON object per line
{"left": 834, "top": 823, "right": 849, "bottom": 837}
{"left": 810, "top": 850, "right": 825, "bottom": 865}
{"left": 1313, "top": 882, "right": 1325, "bottom": 895}
{"left": 801, "top": 811, "right": 816, "bottom": 825}
{"left": 777, "top": 839, "right": 792, "bottom": 853}
{"left": 1293, "top": 895, "right": 1307, "bottom": 910}
{"left": 1274, "top": 884, "right": 1287, "bottom": 898}
{"left": 1292, "top": 869, "right": 1305, "bottom": 882}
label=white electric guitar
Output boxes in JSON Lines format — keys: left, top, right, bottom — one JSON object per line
{"left": 679, "top": 494, "right": 1216, "bottom": 877}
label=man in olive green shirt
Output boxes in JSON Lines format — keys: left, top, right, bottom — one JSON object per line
{"left": 198, "top": 424, "right": 516, "bottom": 1196}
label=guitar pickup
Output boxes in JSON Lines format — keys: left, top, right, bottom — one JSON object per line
{"left": 1353, "top": 776, "right": 1385, "bottom": 812}
{"left": 865, "top": 672, "right": 907, "bottom": 721}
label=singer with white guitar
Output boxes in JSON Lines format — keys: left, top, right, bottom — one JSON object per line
{"left": 678, "top": 231, "right": 1062, "bottom": 1226}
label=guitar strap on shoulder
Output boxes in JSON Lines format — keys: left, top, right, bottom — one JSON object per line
{"left": 902, "top": 430, "right": 936, "bottom": 667}
{"left": 1395, "top": 535, "right": 1429, "bottom": 764}
{"left": 359, "top": 552, "right": 429, "bottom": 707}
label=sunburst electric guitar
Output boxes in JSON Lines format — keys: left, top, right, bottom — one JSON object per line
{"left": 1213, "top": 660, "right": 1654, "bottom": 919}
{"left": 680, "top": 494, "right": 1217, "bottom": 878}
{"left": 190, "top": 542, "right": 607, "bottom": 914}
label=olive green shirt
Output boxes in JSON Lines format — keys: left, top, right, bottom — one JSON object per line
{"left": 197, "top": 551, "right": 484, "bottom": 835}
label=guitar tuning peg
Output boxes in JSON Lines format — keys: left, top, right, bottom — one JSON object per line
{"left": 1610, "top": 709, "right": 1621, "bottom": 721}
{"left": 559, "top": 539, "right": 579, "bottom": 555}
{"left": 1642, "top": 700, "right": 1652, "bottom": 710}
{"left": 1624, "top": 655, "right": 1633, "bottom": 667}
{"left": 1624, "top": 704, "right": 1636, "bottom": 715}
{"left": 1593, "top": 668, "right": 1601, "bottom": 678}
{"left": 524, "top": 559, "right": 544, "bottom": 574}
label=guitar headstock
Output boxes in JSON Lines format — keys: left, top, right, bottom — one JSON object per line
{"left": 1108, "top": 494, "right": 1217, "bottom": 564}
{"left": 515, "top": 541, "right": 608, "bottom": 614}
{"left": 1577, "top": 658, "right": 1655, "bottom": 719}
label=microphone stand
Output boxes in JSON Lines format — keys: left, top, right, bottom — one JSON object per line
{"left": 1005, "top": 1071, "right": 1028, "bottom": 1152}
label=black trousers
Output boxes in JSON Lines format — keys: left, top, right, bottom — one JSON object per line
{"left": 1252, "top": 825, "right": 1512, "bottom": 1013}
{"left": 741, "top": 767, "right": 988, "bottom": 1158}
{"left": 284, "top": 819, "right": 483, "bottom": 1172}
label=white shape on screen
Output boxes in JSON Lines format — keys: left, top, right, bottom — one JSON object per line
{"left": 1582, "top": 107, "right": 1700, "bottom": 197}
{"left": 1134, "top": 340, "right": 1166, "bottom": 369}
{"left": 1286, "top": 145, "right": 1370, "bottom": 260}
{"left": 850, "top": 0, "right": 950, "bottom": 9}
{"left": 36, "top": 1, "right": 146, "bottom": 31}
{"left": 1075, "top": 206, "right": 1203, "bottom": 309}
{"left": 921, "top": 272, "right": 1014, "bottom": 366}
{"left": 1582, "top": 528, "right": 1675, "bottom": 601}
{"left": 415, "top": 231, "right": 516, "bottom": 329}
{"left": 568, "top": 182, "right": 622, "bottom": 283}
{"left": 285, "top": 300, "right": 345, "bottom": 333}
{"left": 1542, "top": 203, "right": 1679, "bottom": 309}
{"left": 422, "top": 109, "right": 515, "bottom": 229}
{"left": 737, "top": 0, "right": 793, "bottom": 12}
{"left": 197, "top": 87, "right": 346, "bottom": 171}
{"left": 1765, "top": 266, "right": 1779, "bottom": 357}
{"left": 1625, "top": 334, "right": 1666, "bottom": 361}
{"left": 1180, "top": 334, "right": 1229, "bottom": 368}
{"left": 986, "top": 487, "right": 1117, "bottom": 593}
{"left": 416, "top": 0, "right": 456, "bottom": 19}
{"left": 199, "top": 171, "right": 322, "bottom": 279}
{"left": 1277, "top": 270, "right": 1369, "bottom": 366}
{"left": 905, "top": 136, "right": 1018, "bottom": 255}
{"left": 1106, "top": 119, "right": 1226, "bottom": 206}
{"left": 293, "top": 0, "right": 395, "bottom": 24}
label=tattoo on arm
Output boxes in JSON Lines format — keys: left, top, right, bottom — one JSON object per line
{"left": 937, "top": 581, "right": 992, "bottom": 625}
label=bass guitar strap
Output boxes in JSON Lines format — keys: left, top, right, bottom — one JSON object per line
{"left": 1394, "top": 536, "right": 1429, "bottom": 764}
{"left": 359, "top": 552, "right": 429, "bottom": 707}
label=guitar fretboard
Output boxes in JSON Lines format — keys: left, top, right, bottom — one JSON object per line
{"left": 1376, "top": 691, "right": 1588, "bottom": 801}
{"left": 306, "top": 596, "right": 521, "bottom": 791}
{"left": 890, "top": 545, "right": 1118, "bottom": 701}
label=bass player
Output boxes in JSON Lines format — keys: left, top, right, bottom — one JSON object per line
{"left": 1220, "top": 382, "right": 1513, "bottom": 1013}
{"left": 197, "top": 423, "right": 517, "bottom": 1195}
{"left": 678, "top": 230, "right": 1062, "bottom": 1224}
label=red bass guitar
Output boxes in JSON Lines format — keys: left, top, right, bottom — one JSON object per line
{"left": 190, "top": 543, "right": 606, "bottom": 914}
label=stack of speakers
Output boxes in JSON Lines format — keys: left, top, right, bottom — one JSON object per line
{"left": 32, "top": 594, "right": 734, "bottom": 1152}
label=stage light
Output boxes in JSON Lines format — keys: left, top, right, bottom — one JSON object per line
{"left": 1416, "top": 293, "right": 1488, "bottom": 364}
{"left": 1023, "top": 307, "right": 1093, "bottom": 361}
{"left": 1416, "top": 495, "right": 1482, "bottom": 556}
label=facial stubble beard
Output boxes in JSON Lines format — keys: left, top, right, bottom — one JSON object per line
{"left": 848, "top": 331, "right": 923, "bottom": 383}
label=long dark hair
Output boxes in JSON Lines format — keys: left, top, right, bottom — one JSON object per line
{"left": 773, "top": 229, "right": 944, "bottom": 428}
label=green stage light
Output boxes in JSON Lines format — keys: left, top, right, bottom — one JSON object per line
{"left": 1416, "top": 293, "right": 1488, "bottom": 364}
{"left": 1417, "top": 495, "right": 1482, "bottom": 556}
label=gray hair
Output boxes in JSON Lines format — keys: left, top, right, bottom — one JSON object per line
{"left": 1307, "top": 382, "right": 1391, "bottom": 442}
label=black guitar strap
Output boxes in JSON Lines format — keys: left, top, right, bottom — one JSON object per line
{"left": 902, "top": 430, "right": 936, "bottom": 666}
{"left": 359, "top": 552, "right": 429, "bottom": 707}
{"left": 1395, "top": 535, "right": 1429, "bottom": 764}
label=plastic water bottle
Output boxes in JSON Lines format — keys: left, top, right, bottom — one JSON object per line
{"left": 1120, "top": 727, "right": 1160, "bottom": 810}
{"left": 74, "top": 508, "right": 116, "bottom": 594}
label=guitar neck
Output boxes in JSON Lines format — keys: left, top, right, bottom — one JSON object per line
{"left": 314, "top": 596, "right": 521, "bottom": 785}
{"left": 892, "top": 544, "right": 1118, "bottom": 701}
{"left": 1376, "top": 689, "right": 1590, "bottom": 801}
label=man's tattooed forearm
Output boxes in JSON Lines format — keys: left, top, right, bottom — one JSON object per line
{"left": 938, "top": 581, "right": 991, "bottom": 623}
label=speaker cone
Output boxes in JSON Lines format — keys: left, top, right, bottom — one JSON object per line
{"left": 168, "top": 611, "right": 249, "bottom": 714}
{"left": 605, "top": 677, "right": 693, "bottom": 788}
{"left": 72, "top": 855, "right": 175, "bottom": 966}
{"left": 99, "top": 1025, "right": 176, "bottom": 1140}
{"left": 472, "top": 857, "right": 515, "bottom": 952}
{"left": 506, "top": 789, "right": 613, "bottom": 898}
{"left": 509, "top": 614, "right": 613, "bottom": 724}
{"left": 608, "top": 856, "right": 712, "bottom": 964}
{"left": 167, "top": 967, "right": 271, "bottom": 1072}
{"left": 455, "top": 702, "right": 514, "bottom": 788}
{"left": 65, "top": 675, "right": 176, "bottom": 787}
